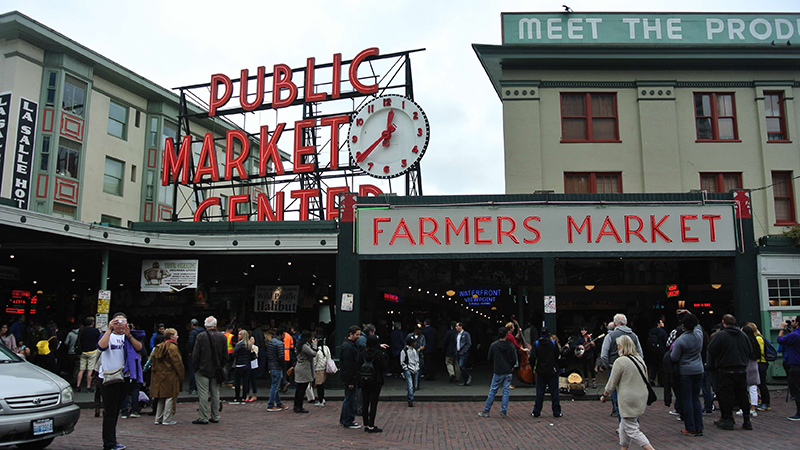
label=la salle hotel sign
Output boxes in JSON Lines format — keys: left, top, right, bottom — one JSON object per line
{"left": 503, "top": 13, "right": 800, "bottom": 45}
{"left": 358, "top": 205, "right": 736, "bottom": 255}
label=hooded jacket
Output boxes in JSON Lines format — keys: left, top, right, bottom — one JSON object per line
{"left": 707, "top": 325, "right": 751, "bottom": 372}
{"left": 339, "top": 337, "right": 360, "bottom": 386}
{"left": 488, "top": 339, "right": 517, "bottom": 375}
{"left": 600, "top": 325, "right": 644, "bottom": 368}
{"left": 670, "top": 324, "right": 704, "bottom": 375}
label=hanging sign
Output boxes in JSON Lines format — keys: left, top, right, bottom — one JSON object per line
{"left": 254, "top": 285, "right": 299, "bottom": 313}
{"left": 140, "top": 259, "right": 199, "bottom": 292}
{"left": 0, "top": 92, "right": 10, "bottom": 192}
{"left": 11, "top": 98, "right": 37, "bottom": 209}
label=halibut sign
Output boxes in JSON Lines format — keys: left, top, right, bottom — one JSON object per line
{"left": 358, "top": 205, "right": 736, "bottom": 255}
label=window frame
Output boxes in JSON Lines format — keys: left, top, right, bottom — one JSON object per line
{"left": 764, "top": 91, "right": 790, "bottom": 143}
{"left": 564, "top": 171, "right": 623, "bottom": 193}
{"left": 107, "top": 100, "right": 128, "bottom": 140}
{"left": 103, "top": 156, "right": 125, "bottom": 197}
{"left": 699, "top": 172, "right": 742, "bottom": 193}
{"left": 771, "top": 170, "right": 796, "bottom": 225}
{"left": 559, "top": 93, "right": 621, "bottom": 143}
{"left": 693, "top": 92, "right": 740, "bottom": 142}
{"left": 62, "top": 74, "right": 87, "bottom": 117}
{"left": 767, "top": 278, "right": 800, "bottom": 308}
{"left": 56, "top": 138, "right": 81, "bottom": 179}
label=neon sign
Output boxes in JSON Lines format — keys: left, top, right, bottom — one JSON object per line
{"left": 458, "top": 288, "right": 501, "bottom": 306}
{"left": 666, "top": 284, "right": 680, "bottom": 298}
{"left": 383, "top": 293, "right": 401, "bottom": 303}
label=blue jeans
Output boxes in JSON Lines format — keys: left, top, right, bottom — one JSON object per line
{"left": 484, "top": 373, "right": 512, "bottom": 413}
{"left": 458, "top": 353, "right": 470, "bottom": 383}
{"left": 532, "top": 374, "right": 561, "bottom": 416}
{"left": 187, "top": 354, "right": 196, "bottom": 392}
{"left": 339, "top": 384, "right": 358, "bottom": 426}
{"left": 680, "top": 373, "right": 704, "bottom": 432}
{"left": 403, "top": 370, "right": 419, "bottom": 402}
{"left": 702, "top": 370, "right": 714, "bottom": 412}
{"left": 268, "top": 369, "right": 283, "bottom": 407}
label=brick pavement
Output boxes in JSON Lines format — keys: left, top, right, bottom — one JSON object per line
{"left": 53, "top": 387, "right": 796, "bottom": 450}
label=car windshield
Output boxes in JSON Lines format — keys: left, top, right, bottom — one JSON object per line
{"left": 0, "top": 344, "right": 23, "bottom": 362}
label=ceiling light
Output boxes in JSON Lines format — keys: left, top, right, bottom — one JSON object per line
{"left": 9, "top": 255, "right": 14, "bottom": 259}
{"left": 711, "top": 284, "right": 722, "bottom": 290}
{"left": 446, "top": 290, "right": 455, "bottom": 297}
{"left": 585, "top": 285, "right": 595, "bottom": 291}
{"left": 250, "top": 264, "right": 255, "bottom": 268}
{"left": 319, "top": 300, "right": 323, "bottom": 303}
{"left": 287, "top": 261, "right": 292, "bottom": 266}
{"left": 418, "top": 288, "right": 421, "bottom": 292}
{"left": 71, "top": 269, "right": 75, "bottom": 272}
{"left": 33, "top": 280, "right": 37, "bottom": 284}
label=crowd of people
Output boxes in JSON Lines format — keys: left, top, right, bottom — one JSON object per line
{"left": 0, "top": 311, "right": 798, "bottom": 450}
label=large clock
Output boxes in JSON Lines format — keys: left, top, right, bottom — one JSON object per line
{"left": 348, "top": 94, "right": 430, "bottom": 179}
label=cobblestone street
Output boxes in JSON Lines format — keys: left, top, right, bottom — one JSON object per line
{"left": 52, "top": 389, "right": 796, "bottom": 450}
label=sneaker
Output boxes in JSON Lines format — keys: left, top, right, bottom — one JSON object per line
{"left": 751, "top": 411, "right": 758, "bottom": 417}
{"left": 229, "top": 400, "right": 242, "bottom": 405}
{"left": 500, "top": 411, "right": 508, "bottom": 419}
{"left": 154, "top": 421, "right": 162, "bottom": 425}
{"left": 321, "top": 399, "right": 326, "bottom": 406}
{"left": 294, "top": 408, "right": 309, "bottom": 414}
{"left": 129, "top": 412, "right": 140, "bottom": 418}
{"left": 267, "top": 407, "right": 282, "bottom": 412}
{"left": 345, "top": 423, "right": 361, "bottom": 429}
{"left": 371, "top": 427, "right": 383, "bottom": 433}
{"left": 554, "top": 413, "right": 563, "bottom": 418}
{"left": 669, "top": 410, "right": 680, "bottom": 416}
{"left": 191, "top": 419, "right": 209, "bottom": 425}
{"left": 695, "top": 430, "right": 704, "bottom": 436}
{"left": 162, "top": 421, "right": 177, "bottom": 426}
{"left": 531, "top": 412, "right": 540, "bottom": 418}
{"left": 478, "top": 411, "right": 490, "bottom": 418}
{"left": 680, "top": 430, "right": 697, "bottom": 436}
{"left": 610, "top": 410, "right": 617, "bottom": 417}
{"left": 703, "top": 410, "right": 713, "bottom": 415}
{"left": 788, "top": 415, "right": 800, "bottom": 421}
{"left": 113, "top": 444, "right": 126, "bottom": 450}
{"left": 467, "top": 375, "right": 472, "bottom": 385}
{"left": 756, "top": 404, "right": 771, "bottom": 411}
{"left": 314, "top": 401, "right": 324, "bottom": 407}
{"left": 209, "top": 418, "right": 219, "bottom": 423}
{"left": 408, "top": 402, "right": 414, "bottom": 407}
{"left": 190, "top": 389, "right": 197, "bottom": 395}
{"left": 742, "top": 421, "right": 753, "bottom": 430}
{"left": 715, "top": 419, "right": 734, "bottom": 430}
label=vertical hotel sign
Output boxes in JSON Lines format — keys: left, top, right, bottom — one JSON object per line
{"left": 0, "top": 92, "right": 10, "bottom": 191}
{"left": 12, "top": 98, "right": 37, "bottom": 209}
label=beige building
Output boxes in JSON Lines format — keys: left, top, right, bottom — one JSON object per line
{"left": 475, "top": 12, "right": 800, "bottom": 238}
{"left": 0, "top": 11, "right": 262, "bottom": 226}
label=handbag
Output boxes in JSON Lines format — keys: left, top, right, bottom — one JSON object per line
{"left": 324, "top": 346, "right": 338, "bottom": 374}
{"left": 103, "top": 367, "right": 125, "bottom": 385}
{"left": 627, "top": 355, "right": 657, "bottom": 406}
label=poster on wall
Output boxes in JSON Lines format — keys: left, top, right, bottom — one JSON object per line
{"left": 544, "top": 295, "right": 556, "bottom": 314}
{"left": 140, "top": 259, "right": 199, "bottom": 292}
{"left": 0, "top": 92, "right": 11, "bottom": 191}
{"left": 11, "top": 97, "right": 37, "bottom": 209}
{"left": 254, "top": 286, "right": 299, "bottom": 313}
{"left": 770, "top": 311, "right": 783, "bottom": 329}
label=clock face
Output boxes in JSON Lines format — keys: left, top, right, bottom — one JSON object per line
{"left": 348, "top": 94, "right": 429, "bottom": 179}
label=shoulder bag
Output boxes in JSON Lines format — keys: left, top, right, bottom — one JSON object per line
{"left": 324, "top": 346, "right": 338, "bottom": 374}
{"left": 626, "top": 355, "right": 657, "bottom": 405}
{"left": 205, "top": 330, "right": 226, "bottom": 383}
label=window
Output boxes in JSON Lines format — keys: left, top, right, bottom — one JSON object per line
{"left": 103, "top": 157, "right": 124, "bottom": 196}
{"left": 149, "top": 117, "right": 158, "bottom": 147}
{"left": 62, "top": 75, "right": 87, "bottom": 117}
{"left": 56, "top": 138, "right": 80, "bottom": 178}
{"left": 767, "top": 278, "right": 800, "bottom": 307}
{"left": 40, "top": 136, "right": 51, "bottom": 171}
{"left": 772, "top": 171, "right": 796, "bottom": 224}
{"left": 765, "top": 92, "right": 788, "bottom": 142}
{"left": 694, "top": 93, "right": 738, "bottom": 141}
{"left": 135, "top": 110, "right": 141, "bottom": 128}
{"left": 564, "top": 172, "right": 622, "bottom": 193}
{"left": 131, "top": 165, "right": 137, "bottom": 183}
{"left": 100, "top": 214, "right": 121, "bottom": 227}
{"left": 107, "top": 100, "right": 128, "bottom": 140}
{"left": 699, "top": 172, "right": 741, "bottom": 193}
{"left": 560, "top": 93, "right": 619, "bottom": 142}
{"left": 45, "top": 71, "right": 57, "bottom": 107}
{"left": 52, "top": 202, "right": 76, "bottom": 219}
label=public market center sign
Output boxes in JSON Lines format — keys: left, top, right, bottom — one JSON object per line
{"left": 503, "top": 13, "right": 800, "bottom": 45}
{"left": 357, "top": 205, "right": 736, "bottom": 255}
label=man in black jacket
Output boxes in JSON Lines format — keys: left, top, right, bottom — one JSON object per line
{"left": 707, "top": 314, "right": 752, "bottom": 430}
{"left": 339, "top": 325, "right": 361, "bottom": 429}
{"left": 421, "top": 319, "right": 437, "bottom": 381}
{"left": 478, "top": 327, "right": 518, "bottom": 418}
{"left": 531, "top": 327, "right": 562, "bottom": 418}
{"left": 185, "top": 318, "right": 204, "bottom": 394}
{"left": 190, "top": 316, "right": 227, "bottom": 425}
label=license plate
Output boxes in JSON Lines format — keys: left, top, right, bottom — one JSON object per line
{"left": 32, "top": 418, "right": 53, "bottom": 436}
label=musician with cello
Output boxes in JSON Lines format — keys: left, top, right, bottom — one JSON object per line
{"left": 504, "top": 320, "right": 532, "bottom": 388}
{"left": 572, "top": 326, "right": 601, "bottom": 389}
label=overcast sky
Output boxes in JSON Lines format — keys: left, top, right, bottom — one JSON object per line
{"left": 3, "top": 0, "right": 797, "bottom": 197}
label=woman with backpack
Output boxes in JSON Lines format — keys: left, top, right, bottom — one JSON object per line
{"left": 293, "top": 330, "right": 318, "bottom": 413}
{"left": 740, "top": 324, "right": 762, "bottom": 418}
{"left": 357, "top": 335, "right": 387, "bottom": 433}
{"left": 746, "top": 322, "right": 772, "bottom": 411}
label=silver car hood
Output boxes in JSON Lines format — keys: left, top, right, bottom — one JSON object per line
{"left": 0, "top": 362, "right": 67, "bottom": 398}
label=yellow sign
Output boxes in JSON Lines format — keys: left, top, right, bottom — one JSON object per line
{"left": 97, "top": 290, "right": 111, "bottom": 314}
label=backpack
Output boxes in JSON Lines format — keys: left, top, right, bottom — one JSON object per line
{"left": 763, "top": 336, "right": 777, "bottom": 362}
{"left": 647, "top": 330, "right": 662, "bottom": 355}
{"left": 359, "top": 355, "right": 377, "bottom": 385}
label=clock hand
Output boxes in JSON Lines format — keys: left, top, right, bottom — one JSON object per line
{"left": 383, "top": 110, "right": 395, "bottom": 147}
{"left": 356, "top": 124, "right": 397, "bottom": 163}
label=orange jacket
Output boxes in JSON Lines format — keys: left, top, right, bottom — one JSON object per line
{"left": 283, "top": 333, "right": 293, "bottom": 361}
{"left": 224, "top": 331, "right": 234, "bottom": 354}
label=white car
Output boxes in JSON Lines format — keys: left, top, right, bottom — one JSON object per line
{"left": 0, "top": 345, "right": 79, "bottom": 449}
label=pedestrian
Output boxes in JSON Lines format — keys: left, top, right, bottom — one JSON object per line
{"left": 149, "top": 323, "right": 165, "bottom": 353}
{"left": 455, "top": 322, "right": 472, "bottom": 386}
{"left": 246, "top": 335, "right": 259, "bottom": 403}
{"left": 443, "top": 321, "right": 461, "bottom": 383}
{"left": 98, "top": 313, "right": 144, "bottom": 450}
{"left": 421, "top": 319, "right": 437, "bottom": 381}
{"left": 530, "top": 327, "right": 562, "bottom": 418}
{"left": 358, "top": 335, "right": 387, "bottom": 432}
{"left": 190, "top": 316, "right": 228, "bottom": 425}
{"left": 294, "top": 330, "right": 318, "bottom": 414}
{"left": 339, "top": 325, "right": 362, "bottom": 429}
{"left": 150, "top": 328, "right": 184, "bottom": 426}
{"left": 313, "top": 327, "right": 331, "bottom": 407}
{"left": 646, "top": 319, "right": 667, "bottom": 387}
{"left": 670, "top": 313, "right": 704, "bottom": 436}
{"left": 281, "top": 324, "right": 295, "bottom": 392}
{"left": 401, "top": 335, "right": 420, "bottom": 407}
{"left": 231, "top": 329, "right": 252, "bottom": 404}
{"left": 707, "top": 314, "right": 752, "bottom": 430}
{"left": 390, "top": 322, "right": 404, "bottom": 377}
{"left": 747, "top": 322, "right": 771, "bottom": 412}
{"left": 738, "top": 324, "right": 761, "bottom": 418}
{"left": 479, "top": 327, "right": 518, "bottom": 418}
{"left": 600, "top": 335, "right": 657, "bottom": 450}
{"left": 600, "top": 313, "right": 644, "bottom": 422}
{"left": 185, "top": 319, "right": 204, "bottom": 395}
{"left": 776, "top": 315, "right": 800, "bottom": 421}
{"left": 0, "top": 323, "right": 19, "bottom": 353}
{"left": 266, "top": 327, "right": 288, "bottom": 412}
{"left": 9, "top": 315, "right": 27, "bottom": 343}
{"left": 62, "top": 323, "right": 79, "bottom": 386}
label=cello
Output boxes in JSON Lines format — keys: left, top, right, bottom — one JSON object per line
{"left": 511, "top": 319, "right": 534, "bottom": 384}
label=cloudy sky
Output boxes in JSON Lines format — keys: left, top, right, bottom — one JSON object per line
{"left": 3, "top": 0, "right": 796, "bottom": 196}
